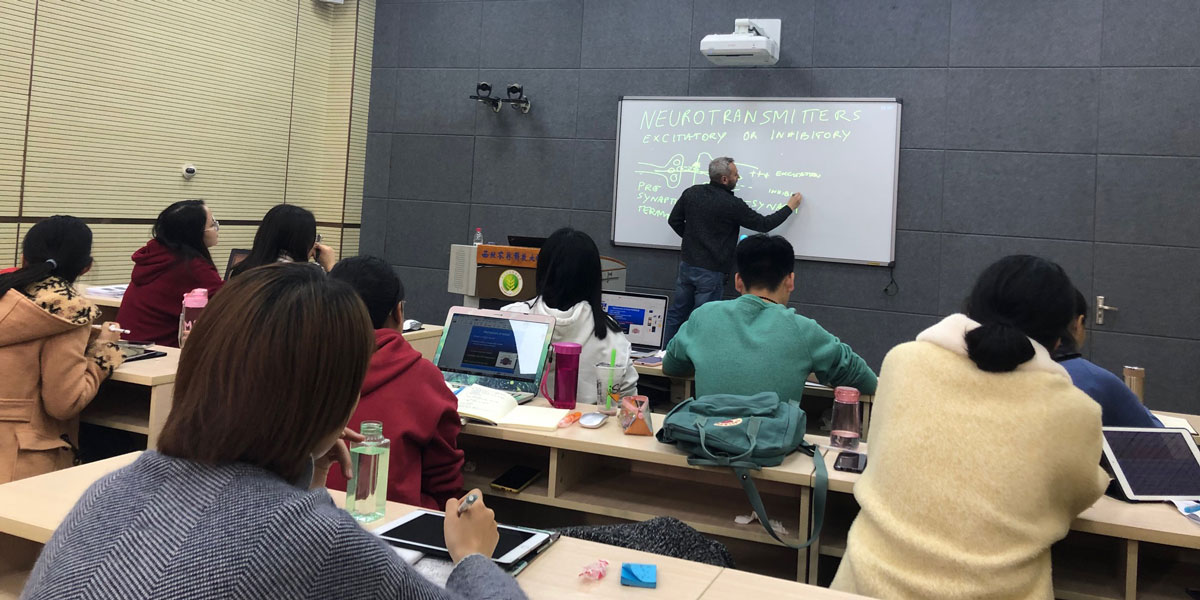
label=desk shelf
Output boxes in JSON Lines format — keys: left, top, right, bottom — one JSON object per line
{"left": 80, "top": 389, "right": 150, "bottom": 436}
{"left": 460, "top": 436, "right": 552, "bottom": 501}
{"left": 552, "top": 465, "right": 804, "bottom": 546}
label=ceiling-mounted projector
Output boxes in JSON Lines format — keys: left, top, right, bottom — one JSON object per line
{"left": 700, "top": 18, "right": 780, "bottom": 66}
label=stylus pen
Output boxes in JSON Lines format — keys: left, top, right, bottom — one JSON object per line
{"left": 92, "top": 324, "right": 131, "bottom": 334}
{"left": 457, "top": 493, "right": 478, "bottom": 516}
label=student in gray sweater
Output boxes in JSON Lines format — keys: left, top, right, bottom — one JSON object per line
{"left": 22, "top": 263, "right": 527, "bottom": 600}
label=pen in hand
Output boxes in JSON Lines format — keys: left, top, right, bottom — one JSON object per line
{"left": 91, "top": 324, "right": 131, "bottom": 334}
{"left": 456, "top": 493, "right": 478, "bottom": 516}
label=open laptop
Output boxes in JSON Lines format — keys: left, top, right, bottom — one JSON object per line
{"left": 433, "top": 307, "right": 555, "bottom": 404}
{"left": 224, "top": 248, "right": 250, "bottom": 280}
{"left": 1101, "top": 427, "right": 1200, "bottom": 502}
{"left": 507, "top": 235, "right": 547, "bottom": 249}
{"left": 600, "top": 291, "right": 669, "bottom": 357}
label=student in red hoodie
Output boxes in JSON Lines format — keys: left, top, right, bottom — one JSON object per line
{"left": 117, "top": 200, "right": 223, "bottom": 347}
{"left": 326, "top": 256, "right": 464, "bottom": 510}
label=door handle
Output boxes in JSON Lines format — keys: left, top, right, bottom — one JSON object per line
{"left": 1096, "top": 295, "right": 1118, "bottom": 325}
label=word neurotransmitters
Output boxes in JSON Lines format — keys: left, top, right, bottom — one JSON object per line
{"left": 639, "top": 107, "right": 863, "bottom": 130}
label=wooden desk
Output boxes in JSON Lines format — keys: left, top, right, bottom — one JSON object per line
{"left": 0, "top": 454, "right": 862, "bottom": 600}
{"left": 807, "top": 436, "right": 1200, "bottom": 600}
{"left": 404, "top": 325, "right": 443, "bottom": 361}
{"left": 78, "top": 327, "right": 441, "bottom": 449}
{"left": 460, "top": 400, "right": 818, "bottom": 581}
{"left": 81, "top": 346, "right": 179, "bottom": 448}
{"left": 700, "top": 567, "right": 865, "bottom": 599}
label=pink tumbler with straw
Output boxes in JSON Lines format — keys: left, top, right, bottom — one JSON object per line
{"left": 541, "top": 342, "right": 582, "bottom": 409}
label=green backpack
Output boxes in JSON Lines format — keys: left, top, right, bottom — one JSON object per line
{"left": 656, "top": 391, "right": 827, "bottom": 548}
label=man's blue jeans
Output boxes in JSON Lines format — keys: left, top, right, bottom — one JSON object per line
{"left": 663, "top": 261, "right": 725, "bottom": 347}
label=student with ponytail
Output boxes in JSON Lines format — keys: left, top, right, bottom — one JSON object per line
{"left": 832, "top": 255, "right": 1110, "bottom": 600}
{"left": 0, "top": 216, "right": 125, "bottom": 484}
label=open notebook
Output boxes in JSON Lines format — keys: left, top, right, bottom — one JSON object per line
{"left": 455, "top": 384, "right": 567, "bottom": 431}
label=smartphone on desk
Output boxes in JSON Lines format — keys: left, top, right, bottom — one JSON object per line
{"left": 491, "top": 465, "right": 541, "bottom": 494}
{"left": 834, "top": 451, "right": 867, "bottom": 474}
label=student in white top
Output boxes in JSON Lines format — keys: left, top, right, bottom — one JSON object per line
{"left": 503, "top": 228, "right": 638, "bottom": 404}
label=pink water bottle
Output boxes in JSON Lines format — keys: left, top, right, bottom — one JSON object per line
{"left": 541, "top": 342, "right": 582, "bottom": 409}
{"left": 178, "top": 288, "right": 209, "bottom": 348}
{"left": 830, "top": 386, "right": 861, "bottom": 451}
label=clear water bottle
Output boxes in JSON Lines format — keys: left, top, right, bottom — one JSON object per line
{"left": 347, "top": 421, "right": 390, "bottom": 522}
{"left": 830, "top": 386, "right": 861, "bottom": 451}
{"left": 178, "top": 288, "right": 208, "bottom": 348}
{"left": 473, "top": 227, "right": 483, "bottom": 245}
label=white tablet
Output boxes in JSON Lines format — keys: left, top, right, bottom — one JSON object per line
{"left": 374, "top": 510, "right": 550, "bottom": 567}
{"left": 1101, "top": 427, "right": 1200, "bottom": 502}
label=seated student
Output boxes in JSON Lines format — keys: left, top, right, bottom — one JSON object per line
{"left": 502, "top": 228, "right": 638, "bottom": 404}
{"left": 0, "top": 216, "right": 124, "bottom": 484}
{"left": 663, "top": 234, "right": 877, "bottom": 399}
{"left": 21, "top": 263, "right": 526, "bottom": 600}
{"left": 326, "top": 256, "right": 465, "bottom": 510}
{"left": 1055, "top": 288, "right": 1162, "bottom": 428}
{"left": 831, "top": 255, "right": 1109, "bottom": 600}
{"left": 227, "top": 204, "right": 336, "bottom": 278}
{"left": 117, "top": 200, "right": 224, "bottom": 346}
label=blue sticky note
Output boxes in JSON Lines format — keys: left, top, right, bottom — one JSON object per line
{"left": 620, "top": 563, "right": 657, "bottom": 588}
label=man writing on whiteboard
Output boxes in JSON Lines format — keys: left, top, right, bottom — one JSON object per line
{"left": 663, "top": 156, "right": 802, "bottom": 345}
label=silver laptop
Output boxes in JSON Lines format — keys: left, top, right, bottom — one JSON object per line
{"left": 601, "top": 291, "right": 668, "bottom": 357}
{"left": 433, "top": 307, "right": 556, "bottom": 404}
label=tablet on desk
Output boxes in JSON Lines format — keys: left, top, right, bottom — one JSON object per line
{"left": 374, "top": 510, "right": 551, "bottom": 568}
{"left": 1101, "top": 427, "right": 1200, "bottom": 502}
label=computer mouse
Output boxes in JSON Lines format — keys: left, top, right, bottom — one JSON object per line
{"left": 403, "top": 319, "right": 423, "bottom": 332}
{"left": 580, "top": 412, "right": 608, "bottom": 429}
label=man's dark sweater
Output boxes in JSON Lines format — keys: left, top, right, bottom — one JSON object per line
{"left": 668, "top": 182, "right": 794, "bottom": 273}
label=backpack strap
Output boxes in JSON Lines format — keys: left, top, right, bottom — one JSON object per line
{"left": 731, "top": 442, "right": 826, "bottom": 550}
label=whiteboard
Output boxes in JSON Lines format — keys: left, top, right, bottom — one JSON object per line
{"left": 610, "top": 97, "right": 901, "bottom": 266}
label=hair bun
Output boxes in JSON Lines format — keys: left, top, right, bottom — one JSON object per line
{"left": 965, "top": 322, "right": 1035, "bottom": 373}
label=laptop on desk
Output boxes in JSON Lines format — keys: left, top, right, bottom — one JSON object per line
{"left": 434, "top": 307, "right": 555, "bottom": 404}
{"left": 601, "top": 291, "right": 668, "bottom": 357}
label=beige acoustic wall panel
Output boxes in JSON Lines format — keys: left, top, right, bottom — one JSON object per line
{"left": 0, "top": 223, "right": 17, "bottom": 269}
{"left": 344, "top": 0, "right": 374, "bottom": 228}
{"left": 0, "top": 0, "right": 35, "bottom": 223}
{"left": 286, "top": 0, "right": 356, "bottom": 225}
{"left": 21, "top": 1, "right": 297, "bottom": 224}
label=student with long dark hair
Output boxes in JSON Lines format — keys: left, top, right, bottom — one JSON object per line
{"left": 227, "top": 204, "right": 336, "bottom": 278}
{"left": 0, "top": 216, "right": 124, "bottom": 484}
{"left": 22, "top": 263, "right": 527, "bottom": 600}
{"left": 832, "top": 255, "right": 1108, "bottom": 600}
{"left": 502, "top": 228, "right": 638, "bottom": 403}
{"left": 1054, "top": 288, "right": 1162, "bottom": 427}
{"left": 117, "top": 200, "right": 224, "bottom": 346}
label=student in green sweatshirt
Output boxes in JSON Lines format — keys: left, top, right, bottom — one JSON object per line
{"left": 663, "top": 234, "right": 877, "bottom": 400}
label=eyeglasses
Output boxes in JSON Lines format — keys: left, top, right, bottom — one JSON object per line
{"left": 206, "top": 219, "right": 220, "bottom": 232}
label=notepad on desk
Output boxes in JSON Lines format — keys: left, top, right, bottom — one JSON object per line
{"left": 455, "top": 384, "right": 567, "bottom": 431}
{"left": 1154, "top": 413, "right": 1198, "bottom": 435}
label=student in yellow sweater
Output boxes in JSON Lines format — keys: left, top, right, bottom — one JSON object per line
{"left": 832, "top": 255, "right": 1109, "bottom": 600}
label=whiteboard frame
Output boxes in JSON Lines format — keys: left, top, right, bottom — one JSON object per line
{"left": 610, "top": 96, "right": 902, "bottom": 267}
